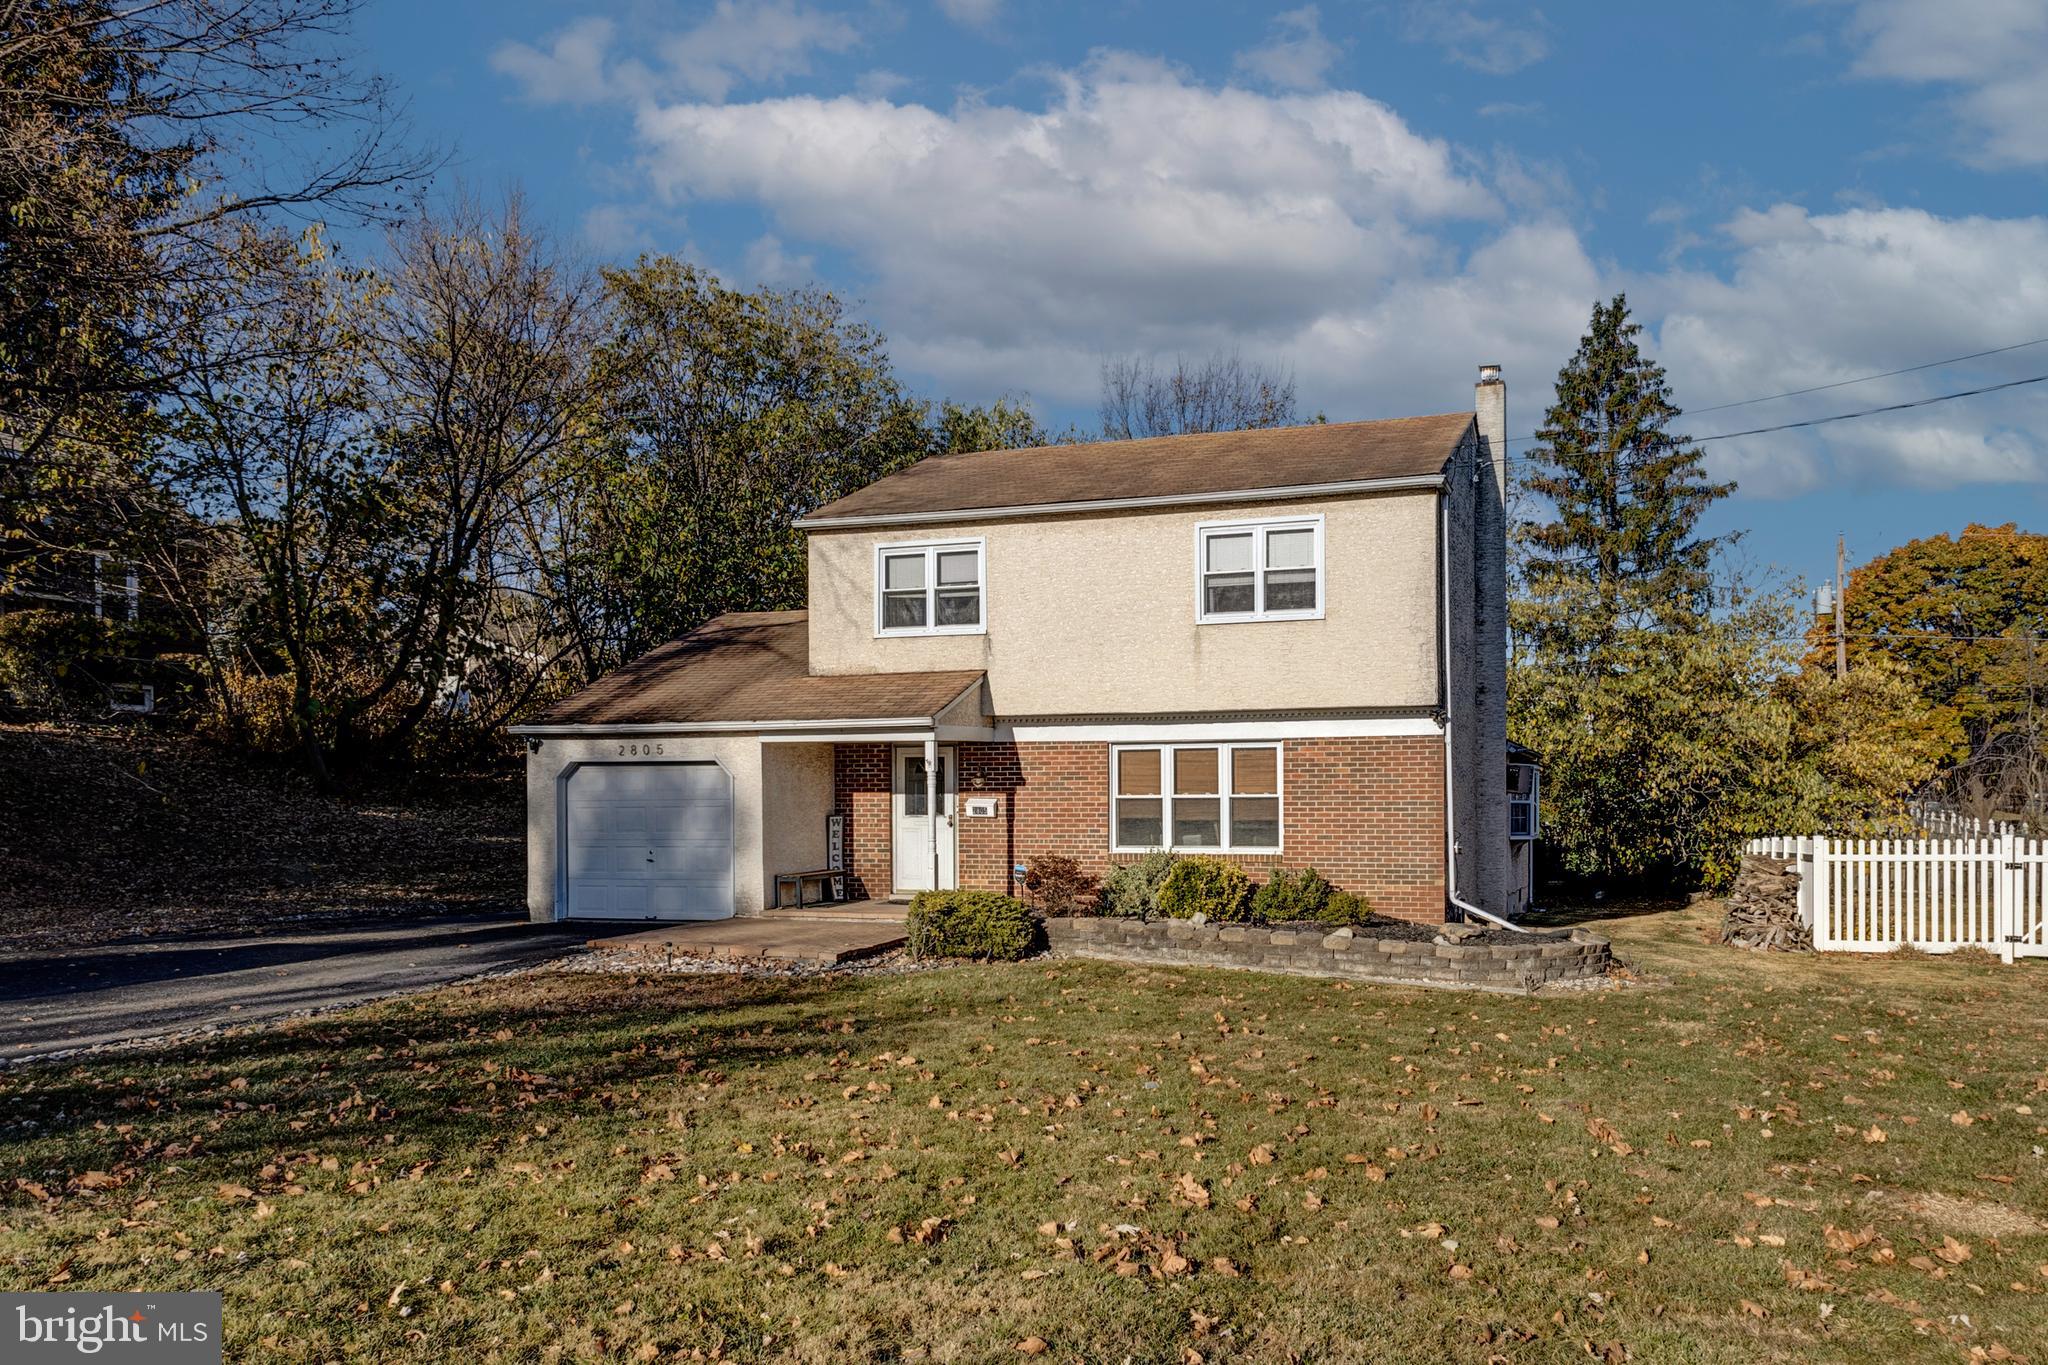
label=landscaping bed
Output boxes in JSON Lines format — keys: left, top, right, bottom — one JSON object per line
{"left": 1044, "top": 914, "right": 1614, "bottom": 991}
{"left": 1260, "top": 914, "right": 1530, "bottom": 945}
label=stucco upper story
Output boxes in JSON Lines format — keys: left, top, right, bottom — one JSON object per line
{"left": 803, "top": 486, "right": 1448, "bottom": 718}
{"left": 794, "top": 410, "right": 1485, "bottom": 720}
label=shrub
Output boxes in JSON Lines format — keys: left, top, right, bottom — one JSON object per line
{"left": 905, "top": 890, "right": 1037, "bottom": 960}
{"left": 1315, "top": 890, "right": 1375, "bottom": 926}
{"left": 1102, "top": 849, "right": 1178, "bottom": 918}
{"left": 1021, "top": 853, "right": 1098, "bottom": 917}
{"left": 1156, "top": 855, "right": 1256, "bottom": 922}
{"left": 1250, "top": 867, "right": 1334, "bottom": 923}
{"left": 0, "top": 609, "right": 123, "bottom": 716}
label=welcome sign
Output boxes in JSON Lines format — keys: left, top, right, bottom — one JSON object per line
{"left": 3, "top": 1293, "right": 221, "bottom": 1362}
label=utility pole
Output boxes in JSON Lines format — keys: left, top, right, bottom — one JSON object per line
{"left": 1835, "top": 534, "right": 1847, "bottom": 680}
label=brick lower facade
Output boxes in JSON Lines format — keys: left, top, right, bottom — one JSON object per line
{"left": 832, "top": 735, "right": 1447, "bottom": 924}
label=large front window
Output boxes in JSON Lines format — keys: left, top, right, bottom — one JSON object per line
{"left": 876, "top": 539, "right": 985, "bottom": 636}
{"left": 1113, "top": 744, "right": 1282, "bottom": 852}
{"left": 1196, "top": 516, "right": 1324, "bottom": 622}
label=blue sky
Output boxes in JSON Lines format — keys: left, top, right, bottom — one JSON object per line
{"left": 353, "top": 0, "right": 2048, "bottom": 591}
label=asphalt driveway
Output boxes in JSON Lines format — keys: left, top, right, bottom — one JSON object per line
{"left": 0, "top": 913, "right": 640, "bottom": 1063}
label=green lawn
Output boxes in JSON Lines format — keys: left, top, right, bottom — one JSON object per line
{"left": 4, "top": 903, "right": 2046, "bottom": 1363}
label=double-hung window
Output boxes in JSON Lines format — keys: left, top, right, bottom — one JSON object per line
{"left": 1196, "top": 516, "right": 1324, "bottom": 622}
{"left": 876, "top": 538, "right": 985, "bottom": 636}
{"left": 1113, "top": 743, "right": 1282, "bottom": 852}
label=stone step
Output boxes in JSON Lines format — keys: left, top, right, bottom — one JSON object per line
{"left": 737, "top": 902, "right": 908, "bottom": 925}
{"left": 597, "top": 917, "right": 906, "bottom": 963}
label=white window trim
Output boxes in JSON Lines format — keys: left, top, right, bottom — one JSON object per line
{"left": 874, "top": 536, "right": 987, "bottom": 638}
{"left": 1193, "top": 514, "right": 1325, "bottom": 623}
{"left": 1110, "top": 742, "right": 1284, "bottom": 854}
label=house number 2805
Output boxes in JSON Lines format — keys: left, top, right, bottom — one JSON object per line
{"left": 617, "top": 742, "right": 665, "bottom": 756}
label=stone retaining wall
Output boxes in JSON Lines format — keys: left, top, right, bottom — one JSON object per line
{"left": 1044, "top": 916, "right": 1614, "bottom": 993}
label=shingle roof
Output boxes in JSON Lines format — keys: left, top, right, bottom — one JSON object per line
{"left": 523, "top": 611, "right": 983, "bottom": 728}
{"left": 802, "top": 411, "right": 1474, "bottom": 525}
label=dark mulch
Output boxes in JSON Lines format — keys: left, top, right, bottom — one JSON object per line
{"left": 0, "top": 721, "right": 523, "bottom": 954}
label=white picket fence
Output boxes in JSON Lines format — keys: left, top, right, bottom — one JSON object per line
{"left": 1744, "top": 835, "right": 2048, "bottom": 963}
{"left": 1905, "top": 802, "right": 2025, "bottom": 839}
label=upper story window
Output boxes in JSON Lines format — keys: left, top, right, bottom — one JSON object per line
{"left": 1195, "top": 515, "right": 1324, "bottom": 623}
{"left": 876, "top": 538, "right": 985, "bottom": 636}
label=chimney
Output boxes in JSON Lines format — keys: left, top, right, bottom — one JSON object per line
{"left": 1468, "top": 362, "right": 1510, "bottom": 916}
{"left": 1474, "top": 364, "right": 1505, "bottom": 483}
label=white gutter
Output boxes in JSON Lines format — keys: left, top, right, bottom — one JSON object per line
{"left": 508, "top": 714, "right": 940, "bottom": 737}
{"left": 510, "top": 676, "right": 989, "bottom": 740}
{"left": 795, "top": 473, "right": 1446, "bottom": 530}
{"left": 1439, "top": 477, "right": 1528, "bottom": 934}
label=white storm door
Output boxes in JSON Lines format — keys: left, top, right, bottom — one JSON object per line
{"left": 891, "top": 746, "right": 957, "bottom": 893}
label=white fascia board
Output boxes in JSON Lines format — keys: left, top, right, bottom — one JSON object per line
{"left": 509, "top": 716, "right": 935, "bottom": 738}
{"left": 510, "top": 678, "right": 987, "bottom": 741}
{"left": 794, "top": 474, "right": 1446, "bottom": 531}
{"left": 759, "top": 729, "right": 944, "bottom": 744}
{"left": 999, "top": 715, "right": 1444, "bottom": 743}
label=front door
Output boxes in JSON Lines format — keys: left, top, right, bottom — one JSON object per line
{"left": 892, "top": 746, "right": 957, "bottom": 894}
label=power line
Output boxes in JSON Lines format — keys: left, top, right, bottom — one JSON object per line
{"left": 1687, "top": 335, "right": 2048, "bottom": 415}
{"left": 1508, "top": 371, "right": 2047, "bottom": 450}
{"left": 1691, "top": 372, "right": 2048, "bottom": 444}
{"left": 1505, "top": 336, "right": 2048, "bottom": 449}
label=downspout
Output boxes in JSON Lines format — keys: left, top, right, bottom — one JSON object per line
{"left": 1441, "top": 462, "right": 1526, "bottom": 933}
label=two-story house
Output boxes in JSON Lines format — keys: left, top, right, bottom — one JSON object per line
{"left": 512, "top": 366, "right": 1518, "bottom": 925}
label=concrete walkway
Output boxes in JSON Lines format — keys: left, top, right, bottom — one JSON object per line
{"left": 598, "top": 905, "right": 907, "bottom": 963}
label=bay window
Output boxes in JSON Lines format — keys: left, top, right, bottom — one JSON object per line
{"left": 1113, "top": 743, "right": 1283, "bottom": 852}
{"left": 1196, "top": 516, "right": 1324, "bottom": 622}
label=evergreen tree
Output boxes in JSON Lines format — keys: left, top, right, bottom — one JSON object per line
{"left": 1516, "top": 294, "right": 1733, "bottom": 652}
{"left": 1511, "top": 295, "right": 1755, "bottom": 887}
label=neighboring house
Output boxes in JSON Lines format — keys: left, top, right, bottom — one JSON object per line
{"left": 1508, "top": 740, "right": 1541, "bottom": 917}
{"left": 512, "top": 366, "right": 1514, "bottom": 925}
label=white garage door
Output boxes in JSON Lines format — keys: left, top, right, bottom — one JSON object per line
{"left": 562, "top": 763, "right": 735, "bottom": 920}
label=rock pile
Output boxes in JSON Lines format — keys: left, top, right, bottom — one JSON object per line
{"left": 1720, "top": 855, "right": 1812, "bottom": 951}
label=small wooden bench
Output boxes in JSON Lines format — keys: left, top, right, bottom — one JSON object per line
{"left": 774, "top": 869, "right": 841, "bottom": 908}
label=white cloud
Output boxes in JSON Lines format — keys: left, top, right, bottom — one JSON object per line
{"left": 636, "top": 54, "right": 1502, "bottom": 395}
{"left": 743, "top": 233, "right": 817, "bottom": 285}
{"left": 582, "top": 203, "right": 655, "bottom": 255}
{"left": 1234, "top": 6, "right": 1342, "bottom": 92}
{"left": 1643, "top": 204, "right": 2048, "bottom": 493}
{"left": 936, "top": 0, "right": 1002, "bottom": 29}
{"left": 1401, "top": 2, "right": 1550, "bottom": 75}
{"left": 611, "top": 53, "right": 2041, "bottom": 497}
{"left": 663, "top": 0, "right": 861, "bottom": 101}
{"left": 856, "top": 68, "right": 912, "bottom": 99}
{"left": 491, "top": 17, "right": 633, "bottom": 106}
{"left": 1844, "top": 0, "right": 2048, "bottom": 167}
{"left": 491, "top": 2, "right": 861, "bottom": 106}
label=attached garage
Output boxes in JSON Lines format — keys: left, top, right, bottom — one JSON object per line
{"left": 561, "top": 762, "right": 734, "bottom": 920}
{"left": 513, "top": 611, "right": 987, "bottom": 923}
